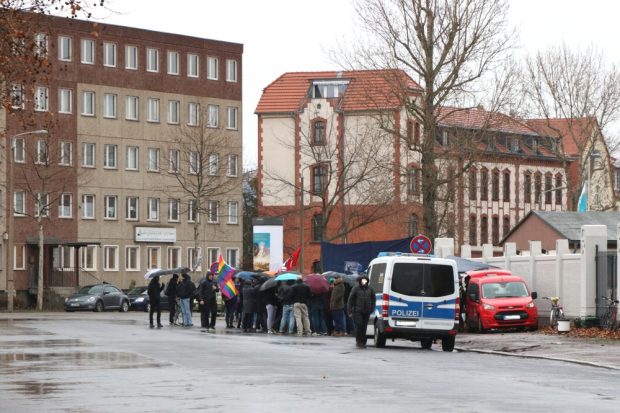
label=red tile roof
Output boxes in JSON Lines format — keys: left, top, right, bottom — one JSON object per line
{"left": 437, "top": 106, "right": 537, "bottom": 136}
{"left": 526, "top": 118, "right": 596, "bottom": 156}
{"left": 255, "top": 69, "right": 422, "bottom": 114}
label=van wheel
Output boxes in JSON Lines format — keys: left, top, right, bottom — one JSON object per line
{"left": 442, "top": 336, "right": 455, "bottom": 352}
{"left": 478, "top": 317, "right": 487, "bottom": 333}
{"left": 420, "top": 339, "right": 432, "bottom": 350}
{"left": 374, "top": 324, "right": 386, "bottom": 348}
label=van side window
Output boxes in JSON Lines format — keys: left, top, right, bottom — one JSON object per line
{"left": 369, "top": 263, "right": 386, "bottom": 292}
{"left": 467, "top": 283, "right": 479, "bottom": 300}
{"left": 391, "top": 263, "right": 454, "bottom": 297}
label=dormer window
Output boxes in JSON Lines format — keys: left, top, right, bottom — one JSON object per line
{"left": 510, "top": 137, "right": 520, "bottom": 152}
{"left": 310, "top": 80, "right": 349, "bottom": 98}
{"left": 531, "top": 137, "right": 539, "bottom": 153}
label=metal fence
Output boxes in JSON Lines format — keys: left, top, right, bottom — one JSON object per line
{"left": 595, "top": 248, "right": 617, "bottom": 319}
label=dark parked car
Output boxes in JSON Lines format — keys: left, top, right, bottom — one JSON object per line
{"left": 127, "top": 286, "right": 170, "bottom": 312}
{"left": 65, "top": 284, "right": 129, "bottom": 312}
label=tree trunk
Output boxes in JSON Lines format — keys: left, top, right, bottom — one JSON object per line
{"left": 36, "top": 217, "right": 44, "bottom": 311}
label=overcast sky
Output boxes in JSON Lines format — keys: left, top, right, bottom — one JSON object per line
{"left": 93, "top": 0, "right": 620, "bottom": 169}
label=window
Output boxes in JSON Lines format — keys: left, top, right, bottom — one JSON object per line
{"left": 103, "top": 246, "right": 119, "bottom": 271}
{"left": 147, "top": 197, "right": 160, "bottom": 221}
{"left": 534, "top": 173, "right": 542, "bottom": 204}
{"left": 207, "top": 104, "right": 219, "bottom": 127}
{"left": 408, "top": 214, "right": 419, "bottom": 236}
{"left": 104, "top": 195, "right": 117, "bottom": 219}
{"left": 492, "top": 216, "right": 499, "bottom": 246}
{"left": 104, "top": 144, "right": 117, "bottom": 169}
{"left": 207, "top": 200, "right": 219, "bottom": 223}
{"left": 207, "top": 248, "right": 219, "bottom": 268}
{"left": 480, "top": 169, "right": 488, "bottom": 201}
{"left": 503, "top": 216, "right": 510, "bottom": 239}
{"left": 13, "top": 137, "right": 25, "bottom": 162}
{"left": 81, "top": 245, "right": 97, "bottom": 271}
{"left": 469, "top": 215, "right": 477, "bottom": 246}
{"left": 147, "top": 98, "right": 160, "bottom": 122}
{"left": 125, "top": 45, "right": 138, "bottom": 69}
{"left": 34, "top": 33, "right": 48, "bottom": 57}
{"left": 82, "top": 194, "right": 95, "bottom": 219}
{"left": 59, "top": 193, "right": 72, "bottom": 218}
{"left": 524, "top": 172, "right": 531, "bottom": 204}
{"left": 148, "top": 148, "right": 160, "bottom": 171}
{"left": 187, "top": 53, "right": 199, "bottom": 77}
{"left": 189, "top": 151, "right": 199, "bottom": 175}
{"left": 226, "top": 248, "right": 239, "bottom": 268}
{"left": 480, "top": 215, "right": 488, "bottom": 245}
{"left": 226, "top": 59, "right": 237, "bottom": 82}
{"left": 82, "top": 91, "right": 95, "bottom": 116}
{"left": 310, "top": 80, "right": 350, "bottom": 98}
{"left": 407, "top": 167, "right": 419, "bottom": 195}
{"left": 555, "top": 174, "right": 563, "bottom": 205}
{"left": 440, "top": 130, "right": 449, "bottom": 147}
{"left": 14, "top": 245, "right": 26, "bottom": 270}
{"left": 447, "top": 167, "right": 455, "bottom": 202}
{"left": 58, "top": 35, "right": 72, "bottom": 61}
{"left": 35, "top": 193, "right": 49, "bottom": 217}
{"left": 126, "top": 96, "right": 139, "bottom": 120}
{"left": 81, "top": 39, "right": 95, "bottom": 64}
{"left": 469, "top": 169, "right": 477, "bottom": 201}
{"left": 82, "top": 143, "right": 95, "bottom": 167}
{"left": 126, "top": 146, "right": 139, "bottom": 170}
{"left": 167, "top": 51, "right": 179, "bottom": 75}
{"left": 208, "top": 153, "right": 219, "bottom": 175}
{"left": 188, "top": 102, "right": 199, "bottom": 125}
{"left": 36, "top": 139, "right": 48, "bottom": 164}
{"left": 35, "top": 86, "right": 49, "bottom": 111}
{"left": 58, "top": 88, "right": 72, "bottom": 114}
{"left": 14, "top": 191, "right": 25, "bottom": 216}
{"left": 312, "top": 214, "right": 324, "bottom": 241}
{"left": 190, "top": 247, "right": 204, "bottom": 271}
{"left": 168, "top": 100, "right": 180, "bottom": 124}
{"left": 207, "top": 56, "right": 219, "bottom": 79}
{"left": 59, "top": 142, "right": 72, "bottom": 165}
{"left": 146, "top": 48, "right": 159, "bottom": 72}
{"left": 227, "top": 107, "right": 238, "bottom": 129}
{"left": 503, "top": 171, "right": 510, "bottom": 202}
{"left": 545, "top": 173, "right": 553, "bottom": 205}
{"left": 491, "top": 170, "right": 500, "bottom": 201}
{"left": 169, "top": 149, "right": 180, "bottom": 173}
{"left": 311, "top": 164, "right": 327, "bottom": 194}
{"left": 312, "top": 120, "right": 325, "bottom": 145}
{"left": 168, "top": 198, "right": 180, "bottom": 222}
{"left": 103, "top": 93, "right": 117, "bottom": 118}
{"left": 168, "top": 247, "right": 181, "bottom": 268}
{"left": 147, "top": 247, "right": 161, "bottom": 269}
{"left": 227, "top": 201, "right": 238, "bottom": 224}
{"left": 10, "top": 84, "right": 24, "bottom": 109}
{"left": 510, "top": 137, "right": 520, "bottom": 152}
{"left": 103, "top": 42, "right": 116, "bottom": 67}
{"left": 188, "top": 199, "right": 198, "bottom": 223}
{"left": 390, "top": 263, "right": 455, "bottom": 298}
{"left": 227, "top": 154, "right": 238, "bottom": 177}
{"left": 126, "top": 246, "right": 140, "bottom": 271}
{"left": 59, "top": 246, "right": 74, "bottom": 270}
{"left": 126, "top": 196, "right": 139, "bottom": 220}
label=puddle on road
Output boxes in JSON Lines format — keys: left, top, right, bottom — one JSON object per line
{"left": 0, "top": 339, "right": 89, "bottom": 349}
{"left": 269, "top": 341, "right": 326, "bottom": 346}
{"left": 7, "top": 380, "right": 80, "bottom": 395}
{"left": 103, "top": 319, "right": 143, "bottom": 326}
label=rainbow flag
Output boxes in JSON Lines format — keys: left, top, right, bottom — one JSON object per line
{"left": 216, "top": 255, "right": 238, "bottom": 299}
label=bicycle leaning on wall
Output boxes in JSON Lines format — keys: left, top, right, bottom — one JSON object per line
{"left": 599, "top": 296, "right": 619, "bottom": 331}
{"left": 542, "top": 296, "right": 564, "bottom": 329}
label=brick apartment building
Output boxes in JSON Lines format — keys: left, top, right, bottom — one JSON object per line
{"left": 1, "top": 14, "right": 243, "bottom": 304}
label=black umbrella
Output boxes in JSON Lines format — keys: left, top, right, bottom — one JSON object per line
{"left": 258, "top": 277, "right": 278, "bottom": 291}
{"left": 322, "top": 271, "right": 357, "bottom": 287}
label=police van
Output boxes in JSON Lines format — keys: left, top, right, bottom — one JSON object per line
{"left": 366, "top": 252, "right": 459, "bottom": 351}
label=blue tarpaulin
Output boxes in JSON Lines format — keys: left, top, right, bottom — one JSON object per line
{"left": 321, "top": 237, "right": 414, "bottom": 273}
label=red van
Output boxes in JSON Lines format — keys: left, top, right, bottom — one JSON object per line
{"left": 464, "top": 269, "right": 538, "bottom": 332}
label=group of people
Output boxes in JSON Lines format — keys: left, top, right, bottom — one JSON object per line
{"left": 147, "top": 271, "right": 376, "bottom": 348}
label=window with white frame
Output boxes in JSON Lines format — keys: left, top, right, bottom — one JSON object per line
{"left": 188, "top": 102, "right": 199, "bottom": 125}
{"left": 104, "top": 195, "right": 117, "bottom": 219}
{"left": 81, "top": 39, "right": 95, "bottom": 64}
{"left": 126, "top": 196, "right": 138, "bottom": 220}
{"left": 126, "top": 96, "right": 139, "bottom": 120}
{"left": 148, "top": 148, "right": 160, "bottom": 171}
{"left": 207, "top": 200, "right": 219, "bottom": 223}
{"left": 188, "top": 247, "right": 202, "bottom": 271}
{"left": 103, "top": 42, "right": 117, "bottom": 67}
{"left": 226, "top": 59, "right": 237, "bottom": 82}
{"left": 207, "top": 56, "right": 218, "bottom": 80}
{"left": 13, "top": 138, "right": 25, "bottom": 163}
{"left": 60, "top": 246, "right": 74, "bottom": 270}
{"left": 207, "top": 247, "right": 219, "bottom": 267}
{"left": 36, "top": 139, "right": 48, "bottom": 164}
{"left": 81, "top": 245, "right": 97, "bottom": 270}
{"left": 188, "top": 199, "right": 198, "bottom": 222}
{"left": 147, "top": 246, "right": 161, "bottom": 269}
{"left": 104, "top": 144, "right": 117, "bottom": 168}
{"left": 227, "top": 201, "right": 238, "bottom": 224}
{"left": 168, "top": 247, "right": 181, "bottom": 268}
{"left": 58, "top": 88, "right": 72, "bottom": 114}
{"left": 227, "top": 107, "right": 238, "bottom": 129}
{"left": 103, "top": 245, "right": 119, "bottom": 271}
{"left": 147, "top": 197, "right": 160, "bottom": 221}
{"left": 59, "top": 193, "right": 72, "bottom": 218}
{"left": 35, "top": 192, "right": 49, "bottom": 217}
{"left": 208, "top": 153, "right": 219, "bottom": 175}
{"left": 126, "top": 146, "right": 139, "bottom": 170}
{"left": 147, "top": 98, "right": 160, "bottom": 122}
{"left": 58, "top": 35, "right": 72, "bottom": 61}
{"left": 82, "top": 91, "right": 95, "bottom": 116}
{"left": 14, "top": 245, "right": 26, "bottom": 270}
{"left": 168, "top": 100, "right": 180, "bottom": 124}
{"left": 10, "top": 84, "right": 24, "bottom": 109}
{"left": 103, "top": 93, "right": 117, "bottom": 118}
{"left": 14, "top": 191, "right": 25, "bottom": 216}
{"left": 82, "top": 194, "right": 95, "bottom": 219}
{"left": 227, "top": 154, "right": 238, "bottom": 177}
{"left": 146, "top": 48, "right": 159, "bottom": 72}
{"left": 226, "top": 248, "right": 239, "bottom": 268}
{"left": 35, "top": 86, "right": 49, "bottom": 111}
{"left": 207, "top": 104, "right": 219, "bottom": 127}
{"left": 82, "top": 142, "right": 95, "bottom": 167}
{"left": 34, "top": 33, "right": 48, "bottom": 57}
{"left": 168, "top": 198, "right": 180, "bottom": 222}
{"left": 169, "top": 149, "right": 180, "bottom": 173}
{"left": 125, "top": 45, "right": 138, "bottom": 70}
{"left": 187, "top": 53, "right": 199, "bottom": 77}
{"left": 189, "top": 151, "right": 199, "bottom": 174}
{"left": 59, "top": 141, "right": 72, "bottom": 165}
{"left": 167, "top": 51, "right": 179, "bottom": 75}
{"left": 125, "top": 246, "right": 140, "bottom": 271}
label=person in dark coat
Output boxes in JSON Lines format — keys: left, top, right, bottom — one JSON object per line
{"left": 278, "top": 281, "right": 296, "bottom": 334}
{"left": 347, "top": 274, "right": 376, "bottom": 348}
{"left": 235, "top": 278, "right": 243, "bottom": 328}
{"left": 330, "top": 277, "right": 346, "bottom": 336}
{"left": 291, "top": 277, "right": 312, "bottom": 336}
{"left": 241, "top": 280, "right": 257, "bottom": 332}
{"left": 165, "top": 274, "right": 179, "bottom": 325}
{"left": 264, "top": 285, "right": 278, "bottom": 334}
{"left": 254, "top": 283, "right": 268, "bottom": 333}
{"left": 147, "top": 276, "right": 164, "bottom": 328}
{"left": 177, "top": 273, "right": 195, "bottom": 327}
{"left": 224, "top": 294, "right": 238, "bottom": 328}
{"left": 198, "top": 271, "right": 219, "bottom": 330}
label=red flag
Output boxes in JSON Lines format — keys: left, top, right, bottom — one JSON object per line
{"left": 283, "top": 247, "right": 301, "bottom": 271}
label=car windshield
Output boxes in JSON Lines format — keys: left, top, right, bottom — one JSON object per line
{"left": 78, "top": 285, "right": 104, "bottom": 295}
{"left": 482, "top": 282, "right": 528, "bottom": 298}
{"left": 128, "top": 287, "right": 146, "bottom": 295}
{"left": 391, "top": 263, "right": 455, "bottom": 297}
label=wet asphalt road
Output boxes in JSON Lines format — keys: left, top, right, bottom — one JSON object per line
{"left": 1, "top": 312, "right": 619, "bottom": 413}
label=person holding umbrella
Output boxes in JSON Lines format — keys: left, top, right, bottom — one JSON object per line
{"left": 165, "top": 274, "right": 179, "bottom": 325}
{"left": 347, "top": 274, "right": 376, "bottom": 348}
{"left": 148, "top": 276, "right": 164, "bottom": 328}
{"left": 197, "top": 271, "right": 219, "bottom": 331}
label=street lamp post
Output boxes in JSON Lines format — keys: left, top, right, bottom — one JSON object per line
{"left": 587, "top": 150, "right": 601, "bottom": 211}
{"left": 299, "top": 164, "right": 313, "bottom": 274}
{"left": 5, "top": 129, "right": 48, "bottom": 312}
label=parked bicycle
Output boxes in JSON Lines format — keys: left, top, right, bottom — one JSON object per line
{"left": 542, "top": 296, "right": 564, "bottom": 328}
{"left": 599, "top": 296, "right": 619, "bottom": 331}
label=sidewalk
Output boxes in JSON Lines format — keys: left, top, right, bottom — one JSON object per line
{"left": 456, "top": 331, "right": 620, "bottom": 370}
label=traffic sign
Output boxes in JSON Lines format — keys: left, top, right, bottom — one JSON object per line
{"left": 410, "top": 235, "right": 432, "bottom": 254}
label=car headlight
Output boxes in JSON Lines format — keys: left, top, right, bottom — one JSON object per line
{"left": 135, "top": 297, "right": 145, "bottom": 303}
{"left": 88, "top": 296, "right": 96, "bottom": 302}
{"left": 526, "top": 301, "right": 535, "bottom": 308}
{"left": 482, "top": 303, "right": 495, "bottom": 310}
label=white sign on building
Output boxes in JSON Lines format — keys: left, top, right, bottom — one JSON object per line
{"left": 135, "top": 227, "right": 176, "bottom": 243}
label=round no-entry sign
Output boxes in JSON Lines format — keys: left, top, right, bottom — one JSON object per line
{"left": 410, "top": 235, "right": 432, "bottom": 254}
